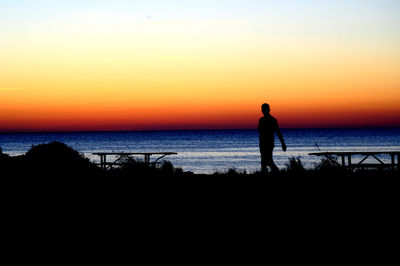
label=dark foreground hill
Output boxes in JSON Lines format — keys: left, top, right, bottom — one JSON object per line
{"left": 1, "top": 141, "right": 103, "bottom": 178}
{"left": 1, "top": 141, "right": 398, "bottom": 248}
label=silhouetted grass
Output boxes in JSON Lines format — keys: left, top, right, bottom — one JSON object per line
{"left": 1, "top": 142, "right": 398, "bottom": 188}
{"left": 213, "top": 167, "right": 247, "bottom": 176}
{"left": 313, "top": 154, "right": 341, "bottom": 171}
{"left": 285, "top": 156, "right": 306, "bottom": 173}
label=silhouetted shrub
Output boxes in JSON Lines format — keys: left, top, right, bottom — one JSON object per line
{"left": 225, "top": 168, "right": 247, "bottom": 176}
{"left": 285, "top": 157, "right": 305, "bottom": 173}
{"left": 0, "top": 146, "right": 9, "bottom": 159}
{"left": 115, "top": 159, "right": 180, "bottom": 177}
{"left": 212, "top": 167, "right": 247, "bottom": 176}
{"left": 22, "top": 141, "right": 101, "bottom": 177}
{"left": 174, "top": 167, "right": 184, "bottom": 176}
{"left": 160, "top": 161, "right": 174, "bottom": 175}
{"left": 117, "top": 159, "right": 156, "bottom": 176}
{"left": 227, "top": 168, "right": 239, "bottom": 176}
{"left": 314, "top": 155, "right": 341, "bottom": 171}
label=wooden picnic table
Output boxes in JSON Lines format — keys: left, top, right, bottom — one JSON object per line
{"left": 309, "top": 151, "right": 400, "bottom": 171}
{"left": 92, "top": 152, "right": 177, "bottom": 170}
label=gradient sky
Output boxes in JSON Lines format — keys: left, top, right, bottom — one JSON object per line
{"left": 1, "top": 0, "right": 399, "bottom": 131}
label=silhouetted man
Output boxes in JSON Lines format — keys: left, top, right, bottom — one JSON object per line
{"left": 258, "top": 103, "right": 286, "bottom": 173}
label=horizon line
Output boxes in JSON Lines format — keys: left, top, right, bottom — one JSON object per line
{"left": 1, "top": 125, "right": 399, "bottom": 134}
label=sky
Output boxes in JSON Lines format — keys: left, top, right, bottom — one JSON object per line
{"left": 1, "top": 0, "right": 399, "bottom": 131}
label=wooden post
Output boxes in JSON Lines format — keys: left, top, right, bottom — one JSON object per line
{"left": 144, "top": 154, "right": 150, "bottom": 165}
{"left": 348, "top": 155, "right": 352, "bottom": 170}
{"left": 341, "top": 155, "right": 345, "bottom": 168}
{"left": 100, "top": 154, "right": 104, "bottom": 170}
{"left": 391, "top": 154, "right": 395, "bottom": 171}
{"left": 397, "top": 153, "right": 400, "bottom": 171}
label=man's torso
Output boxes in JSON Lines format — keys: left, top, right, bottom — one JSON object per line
{"left": 258, "top": 115, "right": 278, "bottom": 148}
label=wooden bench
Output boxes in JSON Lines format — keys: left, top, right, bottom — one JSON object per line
{"left": 309, "top": 151, "right": 400, "bottom": 171}
{"left": 92, "top": 152, "right": 177, "bottom": 170}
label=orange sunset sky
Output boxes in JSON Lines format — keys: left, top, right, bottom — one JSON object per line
{"left": 1, "top": 0, "right": 399, "bottom": 131}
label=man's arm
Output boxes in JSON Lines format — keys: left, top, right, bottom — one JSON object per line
{"left": 276, "top": 121, "right": 287, "bottom": 152}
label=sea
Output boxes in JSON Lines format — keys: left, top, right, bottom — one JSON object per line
{"left": 0, "top": 128, "right": 399, "bottom": 174}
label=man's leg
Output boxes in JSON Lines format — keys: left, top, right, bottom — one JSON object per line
{"left": 260, "top": 146, "right": 269, "bottom": 174}
{"left": 266, "top": 149, "right": 279, "bottom": 172}
{"left": 261, "top": 155, "right": 267, "bottom": 174}
{"left": 267, "top": 160, "right": 279, "bottom": 172}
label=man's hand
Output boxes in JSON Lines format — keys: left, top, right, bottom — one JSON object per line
{"left": 282, "top": 143, "right": 287, "bottom": 152}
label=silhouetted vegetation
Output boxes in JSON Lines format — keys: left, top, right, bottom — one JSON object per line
{"left": 213, "top": 167, "right": 247, "bottom": 176}
{"left": 285, "top": 156, "right": 306, "bottom": 173}
{"left": 0, "top": 142, "right": 398, "bottom": 198}
{"left": 1, "top": 141, "right": 103, "bottom": 178}
{"left": 313, "top": 155, "right": 341, "bottom": 171}
{"left": 109, "top": 159, "right": 186, "bottom": 178}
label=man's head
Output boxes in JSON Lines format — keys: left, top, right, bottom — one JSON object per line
{"left": 261, "top": 103, "right": 270, "bottom": 115}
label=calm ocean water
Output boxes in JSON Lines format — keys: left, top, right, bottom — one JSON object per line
{"left": 1, "top": 128, "right": 399, "bottom": 174}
